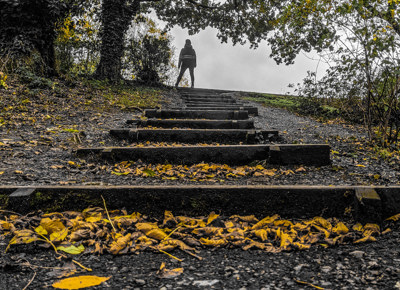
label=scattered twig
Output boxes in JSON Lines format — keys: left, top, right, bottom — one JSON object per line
{"left": 101, "top": 195, "right": 117, "bottom": 232}
{"left": 157, "top": 248, "right": 183, "bottom": 262}
{"left": 22, "top": 270, "right": 37, "bottom": 290}
{"left": 183, "top": 249, "right": 203, "bottom": 261}
{"left": 163, "top": 226, "right": 182, "bottom": 241}
{"left": 0, "top": 209, "right": 22, "bottom": 216}
{"left": 72, "top": 260, "right": 92, "bottom": 272}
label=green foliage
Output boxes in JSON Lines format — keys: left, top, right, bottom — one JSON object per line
{"left": 0, "top": 72, "right": 8, "bottom": 89}
{"left": 55, "top": 3, "right": 101, "bottom": 76}
{"left": 269, "top": 0, "right": 400, "bottom": 146}
{"left": 17, "top": 66, "right": 55, "bottom": 89}
{"left": 123, "top": 17, "right": 175, "bottom": 85}
{"left": 0, "top": 0, "right": 69, "bottom": 76}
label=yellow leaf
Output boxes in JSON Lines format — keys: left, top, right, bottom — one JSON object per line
{"left": 292, "top": 242, "right": 311, "bottom": 250}
{"left": 110, "top": 233, "right": 131, "bottom": 254}
{"left": 356, "top": 164, "right": 365, "bottom": 167}
{"left": 6, "top": 230, "right": 39, "bottom": 251}
{"left": 163, "top": 211, "right": 176, "bottom": 226}
{"left": 136, "top": 222, "right": 159, "bottom": 234}
{"left": 332, "top": 222, "right": 349, "bottom": 235}
{"left": 230, "top": 215, "right": 259, "bottom": 223}
{"left": 295, "top": 167, "right": 306, "bottom": 172}
{"left": 85, "top": 216, "right": 102, "bottom": 223}
{"left": 253, "top": 229, "right": 269, "bottom": 241}
{"left": 0, "top": 171, "right": 4, "bottom": 175}
{"left": 35, "top": 225, "right": 48, "bottom": 235}
{"left": 224, "top": 221, "right": 235, "bottom": 228}
{"left": 192, "top": 227, "right": 223, "bottom": 236}
{"left": 161, "top": 239, "right": 195, "bottom": 251}
{"left": 206, "top": 212, "right": 219, "bottom": 225}
{"left": 0, "top": 220, "right": 14, "bottom": 231}
{"left": 276, "top": 228, "right": 294, "bottom": 250}
{"left": 385, "top": 213, "right": 400, "bottom": 222}
{"left": 312, "top": 217, "right": 332, "bottom": 229}
{"left": 354, "top": 235, "right": 376, "bottom": 244}
{"left": 352, "top": 223, "right": 363, "bottom": 231}
{"left": 363, "top": 223, "right": 380, "bottom": 236}
{"left": 274, "top": 220, "right": 293, "bottom": 227}
{"left": 252, "top": 215, "right": 279, "bottom": 230}
{"left": 52, "top": 275, "right": 111, "bottom": 289}
{"left": 281, "top": 169, "right": 294, "bottom": 175}
{"left": 15, "top": 170, "right": 23, "bottom": 174}
{"left": 50, "top": 228, "right": 69, "bottom": 243}
{"left": 261, "top": 169, "right": 276, "bottom": 176}
{"left": 157, "top": 262, "right": 184, "bottom": 279}
{"left": 40, "top": 218, "right": 66, "bottom": 234}
{"left": 199, "top": 238, "right": 227, "bottom": 247}
{"left": 146, "top": 229, "right": 168, "bottom": 240}
{"left": 57, "top": 244, "right": 85, "bottom": 255}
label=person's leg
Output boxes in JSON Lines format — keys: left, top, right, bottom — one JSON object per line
{"left": 189, "top": 66, "right": 194, "bottom": 88}
{"left": 175, "top": 65, "right": 188, "bottom": 87}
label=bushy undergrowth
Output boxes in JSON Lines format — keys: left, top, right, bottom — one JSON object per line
{"left": 244, "top": 93, "right": 341, "bottom": 121}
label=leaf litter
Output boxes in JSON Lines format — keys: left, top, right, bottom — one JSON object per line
{"left": 1, "top": 208, "right": 400, "bottom": 289}
{"left": 111, "top": 161, "right": 279, "bottom": 181}
{"left": 2, "top": 209, "right": 398, "bottom": 258}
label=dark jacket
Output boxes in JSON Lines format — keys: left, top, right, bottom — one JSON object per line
{"left": 178, "top": 44, "right": 196, "bottom": 68}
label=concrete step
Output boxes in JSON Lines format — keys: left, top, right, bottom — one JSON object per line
{"left": 144, "top": 109, "right": 249, "bottom": 120}
{"left": 183, "top": 98, "right": 238, "bottom": 103}
{"left": 4, "top": 185, "right": 395, "bottom": 222}
{"left": 110, "top": 128, "right": 278, "bottom": 144}
{"left": 182, "top": 95, "right": 234, "bottom": 100}
{"left": 127, "top": 119, "right": 255, "bottom": 129}
{"left": 76, "top": 144, "right": 330, "bottom": 166}
{"left": 177, "top": 106, "right": 258, "bottom": 115}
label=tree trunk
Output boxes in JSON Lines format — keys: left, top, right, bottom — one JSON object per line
{"left": 95, "top": 0, "right": 139, "bottom": 81}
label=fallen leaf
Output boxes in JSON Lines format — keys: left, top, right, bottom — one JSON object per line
{"left": 332, "top": 222, "right": 349, "bottom": 235}
{"left": 109, "top": 233, "right": 131, "bottom": 254}
{"left": 157, "top": 262, "right": 184, "bottom": 279}
{"left": 385, "top": 213, "right": 400, "bottom": 222}
{"left": 206, "top": 212, "right": 219, "bottom": 225}
{"left": 57, "top": 244, "right": 85, "bottom": 255}
{"left": 52, "top": 275, "right": 111, "bottom": 289}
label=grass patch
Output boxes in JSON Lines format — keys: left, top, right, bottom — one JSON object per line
{"left": 243, "top": 93, "right": 300, "bottom": 111}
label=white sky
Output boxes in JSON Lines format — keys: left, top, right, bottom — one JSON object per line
{"left": 169, "top": 26, "right": 329, "bottom": 94}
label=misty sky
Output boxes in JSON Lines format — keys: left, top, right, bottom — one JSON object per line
{"left": 169, "top": 26, "right": 329, "bottom": 94}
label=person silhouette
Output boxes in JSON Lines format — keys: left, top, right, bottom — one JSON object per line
{"left": 175, "top": 39, "right": 196, "bottom": 88}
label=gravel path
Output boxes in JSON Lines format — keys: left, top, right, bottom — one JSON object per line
{"left": 1, "top": 90, "right": 398, "bottom": 186}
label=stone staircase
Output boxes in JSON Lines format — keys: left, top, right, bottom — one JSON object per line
{"left": 77, "top": 88, "right": 330, "bottom": 166}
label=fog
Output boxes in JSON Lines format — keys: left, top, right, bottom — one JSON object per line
{"left": 170, "top": 26, "right": 329, "bottom": 94}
